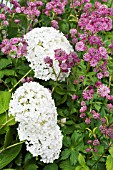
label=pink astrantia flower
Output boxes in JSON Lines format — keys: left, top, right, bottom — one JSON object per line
{"left": 80, "top": 105, "right": 87, "bottom": 113}
{"left": 97, "top": 72, "right": 103, "bottom": 79}
{"left": 99, "top": 47, "right": 108, "bottom": 56}
{"left": 85, "top": 118, "right": 91, "bottom": 124}
{"left": 83, "top": 88, "right": 94, "bottom": 100}
{"left": 97, "top": 84, "right": 110, "bottom": 97}
{"left": 75, "top": 41, "right": 86, "bottom": 51}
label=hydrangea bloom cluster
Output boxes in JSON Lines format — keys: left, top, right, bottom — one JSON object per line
{"left": 24, "top": 27, "right": 73, "bottom": 81}
{"left": 9, "top": 82, "right": 63, "bottom": 163}
{"left": 0, "top": 38, "right": 27, "bottom": 58}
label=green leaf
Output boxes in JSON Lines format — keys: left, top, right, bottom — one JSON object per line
{"left": 0, "top": 70, "right": 17, "bottom": 79}
{"left": 71, "top": 131, "right": 83, "bottom": 146}
{"left": 63, "top": 136, "right": 71, "bottom": 147}
{"left": 24, "top": 152, "right": 33, "bottom": 165}
{"left": 0, "top": 143, "right": 22, "bottom": 169}
{"left": 70, "top": 150, "right": 78, "bottom": 165}
{"left": 4, "top": 127, "right": 12, "bottom": 147}
{"left": 61, "top": 149, "right": 71, "bottom": 160}
{"left": 15, "top": 153, "right": 22, "bottom": 166}
{"left": 0, "top": 91, "right": 11, "bottom": 114}
{"left": 106, "top": 155, "right": 113, "bottom": 170}
{"left": 76, "top": 166, "right": 83, "bottom": 170}
{"left": 78, "top": 153, "right": 86, "bottom": 166}
{"left": 55, "top": 87, "right": 67, "bottom": 95}
{"left": 82, "top": 165, "right": 89, "bottom": 170}
{"left": 59, "top": 20, "right": 69, "bottom": 34}
{"left": 24, "top": 164, "right": 38, "bottom": 170}
{"left": 43, "top": 163, "right": 58, "bottom": 170}
{"left": 109, "top": 147, "right": 113, "bottom": 157}
{"left": 94, "top": 103, "right": 101, "bottom": 112}
{"left": 59, "top": 160, "right": 75, "bottom": 170}
{"left": 0, "top": 59, "right": 11, "bottom": 70}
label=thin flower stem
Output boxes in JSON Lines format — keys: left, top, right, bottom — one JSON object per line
{"left": 9, "top": 69, "right": 32, "bottom": 93}
{"left": 0, "top": 141, "right": 25, "bottom": 153}
{"left": 52, "top": 68, "right": 61, "bottom": 93}
{"left": 0, "top": 118, "right": 15, "bottom": 130}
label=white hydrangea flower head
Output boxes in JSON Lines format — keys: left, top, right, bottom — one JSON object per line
{"left": 9, "top": 82, "right": 57, "bottom": 122}
{"left": 24, "top": 27, "right": 73, "bottom": 81}
{"left": 8, "top": 82, "right": 63, "bottom": 163}
{"left": 18, "top": 122, "right": 63, "bottom": 163}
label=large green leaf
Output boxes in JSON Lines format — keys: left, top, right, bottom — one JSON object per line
{"left": 0, "top": 143, "right": 22, "bottom": 169}
{"left": 0, "top": 91, "right": 11, "bottom": 114}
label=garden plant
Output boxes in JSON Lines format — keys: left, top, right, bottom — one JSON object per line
{"left": 0, "top": 0, "right": 113, "bottom": 169}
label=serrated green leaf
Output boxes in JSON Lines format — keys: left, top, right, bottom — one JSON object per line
{"left": 71, "top": 131, "right": 83, "bottom": 146}
{"left": 78, "top": 154, "right": 86, "bottom": 166}
{"left": 61, "top": 149, "right": 71, "bottom": 160}
{"left": 43, "top": 163, "right": 58, "bottom": 170}
{"left": 0, "top": 143, "right": 22, "bottom": 169}
{"left": 70, "top": 150, "right": 78, "bottom": 165}
{"left": 0, "top": 91, "right": 11, "bottom": 114}
{"left": 63, "top": 136, "right": 71, "bottom": 147}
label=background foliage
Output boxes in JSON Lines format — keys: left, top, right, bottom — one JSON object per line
{"left": 0, "top": 0, "right": 113, "bottom": 169}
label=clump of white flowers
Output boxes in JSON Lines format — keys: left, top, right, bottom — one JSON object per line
{"left": 24, "top": 27, "right": 73, "bottom": 81}
{"left": 9, "top": 82, "right": 63, "bottom": 163}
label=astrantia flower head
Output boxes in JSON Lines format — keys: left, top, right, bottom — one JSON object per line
{"left": 9, "top": 82, "right": 63, "bottom": 163}
{"left": 97, "top": 84, "right": 110, "bottom": 98}
{"left": 24, "top": 27, "right": 73, "bottom": 81}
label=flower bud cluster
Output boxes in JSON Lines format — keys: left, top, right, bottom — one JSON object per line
{"left": 43, "top": 0, "right": 68, "bottom": 16}
{"left": 9, "top": 82, "right": 63, "bottom": 163}
{"left": 0, "top": 38, "right": 27, "bottom": 58}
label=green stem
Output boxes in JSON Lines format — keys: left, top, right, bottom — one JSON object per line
{"left": 0, "top": 118, "right": 15, "bottom": 130}
{"left": 9, "top": 69, "right": 32, "bottom": 93}
{"left": 90, "top": 142, "right": 113, "bottom": 169}
{"left": 52, "top": 68, "right": 61, "bottom": 93}
{"left": 0, "top": 141, "right": 25, "bottom": 153}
